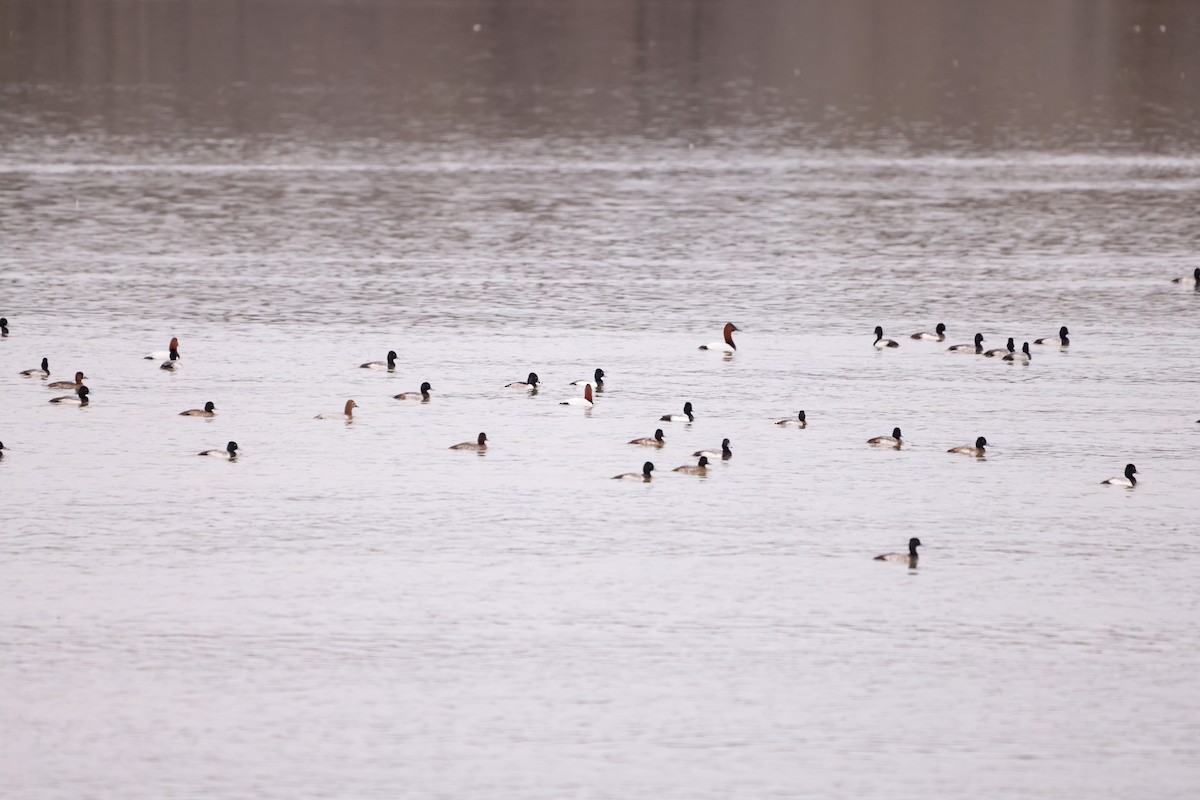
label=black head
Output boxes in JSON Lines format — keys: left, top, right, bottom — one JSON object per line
{"left": 642, "top": 461, "right": 655, "bottom": 475}
{"left": 1125, "top": 463, "right": 1137, "bottom": 477}
{"left": 892, "top": 427, "right": 902, "bottom": 439}
{"left": 204, "top": 401, "right": 216, "bottom": 412}
{"left": 41, "top": 357, "right": 49, "bottom": 370}
{"left": 477, "top": 432, "right": 488, "bottom": 444}
{"left": 697, "top": 456, "right": 709, "bottom": 467}
{"left": 0, "top": 317, "right": 7, "bottom": 327}
{"left": 1193, "top": 268, "right": 1200, "bottom": 280}
{"left": 975, "top": 436, "right": 987, "bottom": 448}
{"left": 874, "top": 325, "right": 884, "bottom": 337}
{"left": 387, "top": 350, "right": 398, "bottom": 361}
{"left": 594, "top": 368, "right": 605, "bottom": 381}
{"left": 527, "top": 372, "right": 539, "bottom": 385}
{"left": 682, "top": 401, "right": 693, "bottom": 413}
{"left": 908, "top": 537, "right": 922, "bottom": 553}
{"left": 0, "top": 441, "right": 6, "bottom": 450}
{"left": 78, "top": 386, "right": 90, "bottom": 398}
{"left": 1059, "top": 326, "right": 1069, "bottom": 337}
{"left": 1005, "top": 337, "right": 1014, "bottom": 350}
{"left": 420, "top": 382, "right": 432, "bottom": 393}
{"left": 653, "top": 428, "right": 664, "bottom": 441}
{"left": 227, "top": 441, "right": 238, "bottom": 453}
{"left": 973, "top": 333, "right": 984, "bottom": 346}
{"left": 169, "top": 350, "right": 180, "bottom": 361}
{"left": 1021, "top": 342, "right": 1030, "bottom": 355}
{"left": 798, "top": 410, "right": 806, "bottom": 421}
{"left": 935, "top": 323, "right": 945, "bottom": 334}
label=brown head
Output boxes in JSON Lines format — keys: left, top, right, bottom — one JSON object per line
{"left": 723, "top": 322, "right": 740, "bottom": 345}
{"left": 73, "top": 371, "right": 86, "bottom": 383}
{"left": 344, "top": 399, "right": 358, "bottom": 416}
{"left": 584, "top": 384, "right": 593, "bottom": 403}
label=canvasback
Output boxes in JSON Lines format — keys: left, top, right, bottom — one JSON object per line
{"left": 506, "top": 372, "right": 540, "bottom": 391}
{"left": 0, "top": 317, "right": 8, "bottom": 336}
{"left": 875, "top": 537, "right": 921, "bottom": 564}
{"left": 693, "top": 438, "right": 732, "bottom": 460}
{"left": 146, "top": 337, "right": 180, "bottom": 361}
{"left": 360, "top": 350, "right": 398, "bottom": 372}
{"left": 873, "top": 326, "right": 899, "bottom": 349}
{"left": 1003, "top": 342, "right": 1031, "bottom": 364}
{"left": 1171, "top": 268, "right": 1199, "bottom": 286}
{"left": 47, "top": 371, "right": 86, "bottom": 390}
{"left": 570, "top": 368, "right": 605, "bottom": 390}
{"left": 1033, "top": 326, "right": 1069, "bottom": 347}
{"left": 629, "top": 429, "right": 666, "bottom": 447}
{"left": 1102, "top": 463, "right": 1138, "bottom": 487}
{"left": 948, "top": 333, "right": 984, "bottom": 354}
{"left": 394, "top": 382, "right": 432, "bottom": 401}
{"left": 868, "top": 427, "right": 903, "bottom": 448}
{"left": 660, "top": 401, "right": 694, "bottom": 423}
{"left": 49, "top": 386, "right": 89, "bottom": 406}
{"left": 776, "top": 411, "right": 807, "bottom": 428}
{"left": 20, "top": 357, "right": 49, "bottom": 378}
{"left": 699, "top": 322, "right": 740, "bottom": 353}
{"left": 673, "top": 456, "right": 710, "bottom": 475}
{"left": 984, "top": 338, "right": 1014, "bottom": 358}
{"left": 316, "top": 399, "right": 358, "bottom": 420}
{"left": 613, "top": 461, "right": 654, "bottom": 482}
{"left": 180, "top": 401, "right": 217, "bottom": 417}
{"left": 160, "top": 351, "right": 181, "bottom": 371}
{"left": 199, "top": 441, "right": 238, "bottom": 460}
{"left": 450, "top": 432, "right": 488, "bottom": 451}
{"left": 948, "top": 436, "right": 988, "bottom": 457}
{"left": 910, "top": 323, "right": 946, "bottom": 341}
{"left": 560, "top": 384, "right": 594, "bottom": 407}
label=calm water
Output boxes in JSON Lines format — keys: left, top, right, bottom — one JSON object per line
{"left": 2, "top": 1, "right": 1200, "bottom": 798}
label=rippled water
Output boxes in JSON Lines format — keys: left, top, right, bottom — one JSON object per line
{"left": 2, "top": 1, "right": 1200, "bottom": 798}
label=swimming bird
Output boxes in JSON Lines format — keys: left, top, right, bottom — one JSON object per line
{"left": 948, "top": 333, "right": 984, "bottom": 354}
{"left": 450, "top": 432, "right": 488, "bottom": 451}
{"left": 613, "top": 461, "right": 654, "bottom": 481}
{"left": 160, "top": 351, "right": 182, "bottom": 371}
{"left": 394, "top": 382, "right": 432, "bottom": 401}
{"left": 560, "top": 384, "right": 594, "bottom": 407}
{"left": 1033, "top": 326, "right": 1069, "bottom": 347}
{"left": 776, "top": 411, "right": 807, "bottom": 428}
{"left": 1102, "top": 463, "right": 1138, "bottom": 487}
{"left": 948, "top": 436, "right": 988, "bottom": 457}
{"left": 984, "top": 338, "right": 1014, "bottom": 358}
{"left": 910, "top": 323, "right": 946, "bottom": 341}
{"left": 1003, "top": 342, "right": 1032, "bottom": 364}
{"left": 20, "top": 357, "right": 49, "bottom": 378}
{"left": 506, "top": 372, "right": 540, "bottom": 391}
{"left": 874, "top": 537, "right": 921, "bottom": 564}
{"left": 0, "top": 317, "right": 8, "bottom": 336}
{"left": 873, "top": 326, "right": 899, "bottom": 349}
{"left": 867, "top": 427, "right": 903, "bottom": 448}
{"left": 145, "top": 337, "right": 180, "bottom": 361}
{"left": 46, "top": 371, "right": 86, "bottom": 390}
{"left": 199, "top": 441, "right": 238, "bottom": 460}
{"left": 693, "top": 438, "right": 732, "bottom": 460}
{"left": 315, "top": 399, "right": 358, "bottom": 420}
{"left": 180, "top": 401, "right": 217, "bottom": 417}
{"left": 699, "top": 322, "right": 740, "bottom": 354}
{"left": 49, "top": 386, "right": 89, "bottom": 405}
{"left": 360, "top": 350, "right": 398, "bottom": 372}
{"left": 660, "top": 402, "right": 695, "bottom": 422}
{"left": 0, "top": 442, "right": 7, "bottom": 458}
{"left": 629, "top": 429, "right": 666, "bottom": 447}
{"left": 1171, "top": 267, "right": 1199, "bottom": 286}
{"left": 673, "top": 456, "right": 710, "bottom": 475}
{"left": 570, "top": 368, "right": 605, "bottom": 390}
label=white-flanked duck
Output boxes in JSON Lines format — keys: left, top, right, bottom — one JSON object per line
{"left": 693, "top": 438, "right": 732, "bottom": 461}
{"left": 1102, "top": 463, "right": 1138, "bottom": 487}
{"left": 948, "top": 333, "right": 984, "bottom": 354}
{"left": 673, "top": 456, "right": 710, "bottom": 475}
{"left": 1033, "top": 326, "right": 1069, "bottom": 347}
{"left": 316, "top": 399, "right": 357, "bottom": 420}
{"left": 699, "top": 322, "right": 740, "bottom": 354}
{"left": 199, "top": 441, "right": 238, "bottom": 460}
{"left": 867, "top": 427, "right": 903, "bottom": 448}
{"left": 948, "top": 436, "right": 988, "bottom": 457}
{"left": 776, "top": 411, "right": 807, "bottom": 428}
{"left": 50, "top": 386, "right": 89, "bottom": 406}
{"left": 613, "top": 461, "right": 654, "bottom": 482}
{"left": 20, "top": 357, "right": 49, "bottom": 378}
{"left": 47, "top": 371, "right": 86, "bottom": 390}
{"left": 1171, "top": 268, "right": 1199, "bottom": 286}
{"left": 875, "top": 538, "right": 921, "bottom": 565}
{"left": 506, "top": 372, "right": 540, "bottom": 391}
{"left": 570, "top": 369, "right": 605, "bottom": 390}
{"left": 560, "top": 384, "right": 594, "bottom": 407}
{"left": 873, "top": 326, "right": 899, "bottom": 349}
{"left": 145, "top": 337, "right": 180, "bottom": 361}
{"left": 910, "top": 323, "right": 946, "bottom": 341}
{"left": 180, "top": 401, "right": 217, "bottom": 417}
{"left": 984, "top": 338, "right": 1014, "bottom": 358}
{"left": 394, "top": 382, "right": 432, "bottom": 401}
{"left": 660, "top": 402, "right": 694, "bottom": 423}
{"left": 450, "top": 432, "right": 488, "bottom": 451}
{"left": 360, "top": 350, "right": 398, "bottom": 372}
{"left": 1003, "top": 342, "right": 1032, "bottom": 364}
{"left": 629, "top": 429, "right": 666, "bottom": 447}
{"left": 160, "top": 351, "right": 182, "bottom": 371}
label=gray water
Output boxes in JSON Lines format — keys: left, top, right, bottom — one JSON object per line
{"left": 2, "top": 1, "right": 1200, "bottom": 798}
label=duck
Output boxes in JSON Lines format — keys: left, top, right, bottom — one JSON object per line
{"left": 360, "top": 350, "right": 398, "bottom": 372}
{"left": 180, "top": 401, "right": 217, "bottom": 417}
{"left": 776, "top": 410, "right": 807, "bottom": 428}
{"left": 394, "top": 382, "right": 432, "bottom": 401}
{"left": 19, "top": 357, "right": 49, "bottom": 378}
{"left": 1171, "top": 267, "right": 1199, "bottom": 285}
{"left": 693, "top": 438, "right": 732, "bottom": 460}
{"left": 506, "top": 372, "right": 540, "bottom": 391}
{"left": 613, "top": 461, "right": 654, "bottom": 482}
{"left": 629, "top": 429, "right": 666, "bottom": 447}
{"left": 315, "top": 399, "right": 358, "bottom": 420}
{"left": 145, "top": 337, "right": 180, "bottom": 361}
{"left": 199, "top": 441, "right": 238, "bottom": 460}
{"left": 570, "top": 368, "right": 605, "bottom": 390}
{"left": 1003, "top": 342, "right": 1032, "bottom": 364}
{"left": 948, "top": 436, "right": 988, "bottom": 457}
{"left": 948, "top": 333, "right": 984, "bottom": 354}
{"left": 160, "top": 351, "right": 182, "bottom": 371}
{"left": 0, "top": 441, "right": 6, "bottom": 458}
{"left": 660, "top": 402, "right": 694, "bottom": 423}
{"left": 984, "top": 338, "right": 1014, "bottom": 358}
{"left": 0, "top": 317, "right": 8, "bottom": 336}
{"left": 560, "top": 384, "right": 594, "bottom": 407}
{"left": 49, "top": 386, "right": 89, "bottom": 405}
{"left": 699, "top": 322, "right": 740, "bottom": 353}
{"left": 46, "top": 371, "right": 87, "bottom": 391}
{"left": 874, "top": 538, "right": 921, "bottom": 564}
{"left": 873, "top": 326, "right": 899, "bottom": 349}
{"left": 673, "top": 456, "right": 710, "bottom": 475}
{"left": 867, "top": 427, "right": 903, "bottom": 448}
{"left": 450, "top": 432, "right": 488, "bottom": 451}
{"left": 1033, "top": 326, "right": 1069, "bottom": 347}
{"left": 1102, "top": 463, "right": 1138, "bottom": 487}
{"left": 910, "top": 323, "right": 946, "bottom": 341}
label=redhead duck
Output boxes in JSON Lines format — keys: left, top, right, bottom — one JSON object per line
{"left": 316, "top": 399, "right": 358, "bottom": 420}
{"left": 47, "top": 371, "right": 86, "bottom": 390}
